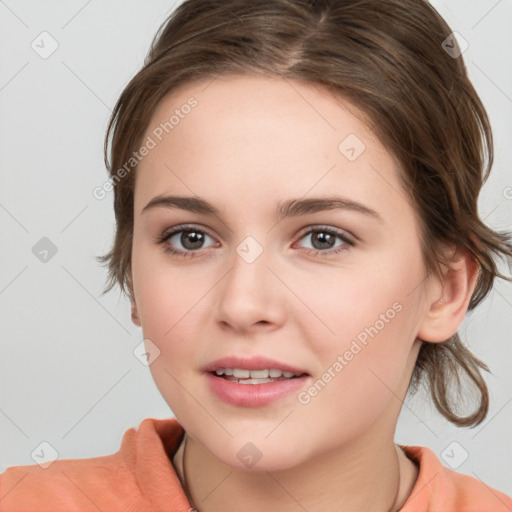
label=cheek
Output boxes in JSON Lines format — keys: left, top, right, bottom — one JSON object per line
{"left": 293, "top": 259, "right": 422, "bottom": 354}
{"left": 293, "top": 257, "right": 425, "bottom": 407}
{"left": 131, "top": 241, "right": 202, "bottom": 374}
{"left": 132, "top": 234, "right": 205, "bottom": 334}
{"left": 295, "top": 299, "right": 421, "bottom": 449}
{"left": 133, "top": 268, "right": 210, "bottom": 420}
{"left": 135, "top": 274, "right": 206, "bottom": 360}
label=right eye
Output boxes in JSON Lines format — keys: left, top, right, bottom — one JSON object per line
{"left": 156, "top": 224, "right": 219, "bottom": 258}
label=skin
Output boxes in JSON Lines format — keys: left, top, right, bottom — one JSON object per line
{"left": 129, "top": 74, "right": 478, "bottom": 512}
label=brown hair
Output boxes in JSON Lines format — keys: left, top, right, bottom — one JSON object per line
{"left": 98, "top": 0, "right": 512, "bottom": 427}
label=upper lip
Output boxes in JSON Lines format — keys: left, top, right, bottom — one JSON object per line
{"left": 203, "top": 356, "right": 309, "bottom": 375}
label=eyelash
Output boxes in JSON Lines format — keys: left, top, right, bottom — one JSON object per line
{"left": 155, "top": 224, "right": 355, "bottom": 259}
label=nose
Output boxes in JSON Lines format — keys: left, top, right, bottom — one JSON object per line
{"left": 215, "top": 244, "right": 288, "bottom": 334}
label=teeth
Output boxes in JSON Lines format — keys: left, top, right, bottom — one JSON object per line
{"left": 233, "top": 369, "right": 250, "bottom": 378}
{"left": 238, "top": 378, "right": 274, "bottom": 384}
{"left": 214, "top": 368, "right": 302, "bottom": 379}
{"left": 249, "top": 369, "right": 269, "bottom": 378}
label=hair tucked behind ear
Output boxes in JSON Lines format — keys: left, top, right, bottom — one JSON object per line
{"left": 98, "top": 0, "right": 512, "bottom": 427}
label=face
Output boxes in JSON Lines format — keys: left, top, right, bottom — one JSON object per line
{"left": 130, "top": 74, "right": 433, "bottom": 471}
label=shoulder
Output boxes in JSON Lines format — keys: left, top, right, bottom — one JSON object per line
{"left": 400, "top": 445, "right": 512, "bottom": 512}
{"left": 0, "top": 452, "right": 134, "bottom": 512}
{"left": 0, "top": 418, "right": 187, "bottom": 512}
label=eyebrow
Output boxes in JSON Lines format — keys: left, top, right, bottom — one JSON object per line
{"left": 141, "top": 195, "right": 383, "bottom": 222}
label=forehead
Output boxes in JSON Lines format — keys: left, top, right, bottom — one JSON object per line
{"left": 144, "top": 74, "right": 376, "bottom": 151}
{"left": 134, "top": 74, "right": 408, "bottom": 219}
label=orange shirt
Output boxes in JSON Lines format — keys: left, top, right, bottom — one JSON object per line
{"left": 1, "top": 417, "right": 510, "bottom": 511}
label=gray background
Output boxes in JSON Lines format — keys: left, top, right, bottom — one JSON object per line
{"left": 1, "top": 0, "right": 511, "bottom": 497}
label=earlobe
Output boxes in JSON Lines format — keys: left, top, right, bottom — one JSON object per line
{"left": 417, "top": 248, "right": 479, "bottom": 343}
{"left": 127, "top": 272, "right": 141, "bottom": 327}
{"left": 131, "top": 301, "right": 141, "bottom": 326}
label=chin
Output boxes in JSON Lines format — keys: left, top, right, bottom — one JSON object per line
{"left": 206, "top": 437, "right": 308, "bottom": 473}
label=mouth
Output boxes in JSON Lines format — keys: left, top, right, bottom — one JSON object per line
{"left": 202, "top": 356, "right": 311, "bottom": 406}
{"left": 204, "top": 359, "right": 312, "bottom": 407}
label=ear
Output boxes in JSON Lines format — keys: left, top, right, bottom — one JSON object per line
{"left": 127, "top": 270, "right": 141, "bottom": 327}
{"left": 417, "top": 247, "right": 479, "bottom": 343}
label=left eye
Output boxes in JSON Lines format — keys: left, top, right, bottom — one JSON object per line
{"left": 295, "top": 227, "right": 353, "bottom": 255}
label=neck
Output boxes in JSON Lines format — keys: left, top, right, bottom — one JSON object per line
{"left": 173, "top": 427, "right": 418, "bottom": 512}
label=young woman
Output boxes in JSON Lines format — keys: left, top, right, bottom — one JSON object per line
{"left": 1, "top": 1, "right": 511, "bottom": 510}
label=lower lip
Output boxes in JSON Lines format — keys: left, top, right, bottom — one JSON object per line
{"left": 205, "top": 372, "right": 310, "bottom": 407}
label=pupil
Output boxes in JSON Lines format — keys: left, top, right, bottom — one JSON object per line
{"left": 182, "top": 230, "right": 204, "bottom": 250}
{"left": 313, "top": 232, "right": 334, "bottom": 250}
